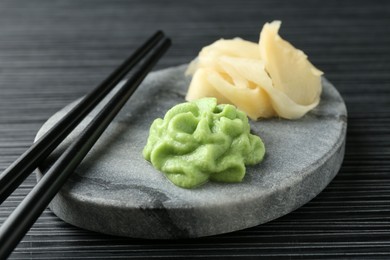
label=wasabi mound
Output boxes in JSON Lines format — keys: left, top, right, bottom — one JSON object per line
{"left": 143, "top": 98, "right": 265, "bottom": 188}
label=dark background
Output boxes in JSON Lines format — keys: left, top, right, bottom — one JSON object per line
{"left": 1, "top": 0, "right": 389, "bottom": 258}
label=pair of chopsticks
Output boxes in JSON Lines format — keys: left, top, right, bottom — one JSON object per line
{"left": 0, "top": 31, "right": 171, "bottom": 259}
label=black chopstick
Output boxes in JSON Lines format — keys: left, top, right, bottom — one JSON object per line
{"left": 0, "top": 35, "right": 171, "bottom": 259}
{"left": 0, "top": 31, "right": 164, "bottom": 205}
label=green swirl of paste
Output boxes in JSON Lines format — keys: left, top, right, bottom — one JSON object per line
{"left": 143, "top": 98, "right": 265, "bottom": 188}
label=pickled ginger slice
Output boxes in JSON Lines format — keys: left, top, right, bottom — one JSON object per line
{"left": 186, "top": 21, "right": 323, "bottom": 120}
{"left": 259, "top": 21, "right": 323, "bottom": 106}
{"left": 216, "top": 56, "right": 317, "bottom": 119}
{"left": 186, "top": 68, "right": 231, "bottom": 104}
{"left": 207, "top": 71, "right": 275, "bottom": 120}
{"left": 186, "top": 38, "right": 260, "bottom": 75}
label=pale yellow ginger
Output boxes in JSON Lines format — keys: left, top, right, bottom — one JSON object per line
{"left": 186, "top": 21, "right": 323, "bottom": 120}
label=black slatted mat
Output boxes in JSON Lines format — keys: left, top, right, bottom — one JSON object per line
{"left": 0, "top": 0, "right": 389, "bottom": 258}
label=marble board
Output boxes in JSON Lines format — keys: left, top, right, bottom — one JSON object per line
{"left": 35, "top": 65, "right": 347, "bottom": 239}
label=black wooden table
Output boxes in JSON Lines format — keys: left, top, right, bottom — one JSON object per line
{"left": 1, "top": 0, "right": 389, "bottom": 258}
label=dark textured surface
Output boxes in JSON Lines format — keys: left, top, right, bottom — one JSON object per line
{"left": 0, "top": 0, "right": 389, "bottom": 258}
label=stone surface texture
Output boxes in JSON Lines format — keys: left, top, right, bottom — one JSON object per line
{"left": 36, "top": 65, "right": 347, "bottom": 239}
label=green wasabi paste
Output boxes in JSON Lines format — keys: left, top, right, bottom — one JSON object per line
{"left": 143, "top": 98, "right": 265, "bottom": 188}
